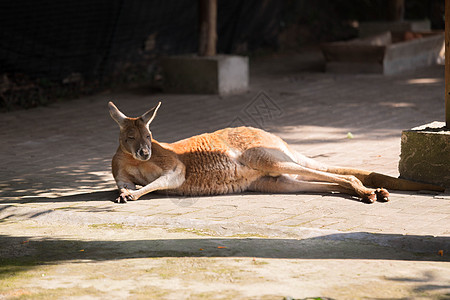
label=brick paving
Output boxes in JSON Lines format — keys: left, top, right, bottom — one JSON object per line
{"left": 1, "top": 52, "right": 448, "bottom": 235}
{"left": 0, "top": 51, "right": 449, "bottom": 299}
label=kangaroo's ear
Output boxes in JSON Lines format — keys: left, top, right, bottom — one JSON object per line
{"left": 141, "top": 102, "right": 162, "bottom": 126}
{"left": 108, "top": 101, "right": 127, "bottom": 127}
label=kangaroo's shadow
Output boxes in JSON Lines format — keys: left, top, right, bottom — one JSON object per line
{"left": 0, "top": 189, "right": 189, "bottom": 205}
{"left": 2, "top": 190, "right": 120, "bottom": 204}
{"left": 1, "top": 188, "right": 367, "bottom": 205}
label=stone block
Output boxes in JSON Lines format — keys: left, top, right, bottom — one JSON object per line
{"left": 161, "top": 54, "right": 249, "bottom": 95}
{"left": 359, "top": 20, "right": 431, "bottom": 37}
{"left": 399, "top": 121, "right": 450, "bottom": 187}
{"left": 321, "top": 31, "right": 444, "bottom": 75}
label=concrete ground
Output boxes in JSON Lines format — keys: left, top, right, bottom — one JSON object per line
{"left": 1, "top": 50, "right": 449, "bottom": 299}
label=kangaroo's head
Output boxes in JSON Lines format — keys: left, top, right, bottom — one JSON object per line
{"left": 108, "top": 101, "right": 161, "bottom": 161}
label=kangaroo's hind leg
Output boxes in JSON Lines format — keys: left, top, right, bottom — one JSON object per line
{"left": 249, "top": 175, "right": 355, "bottom": 195}
{"left": 294, "top": 151, "right": 443, "bottom": 196}
{"left": 241, "top": 148, "right": 385, "bottom": 203}
{"left": 293, "top": 151, "right": 389, "bottom": 202}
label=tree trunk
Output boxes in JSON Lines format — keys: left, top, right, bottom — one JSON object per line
{"left": 446, "top": 0, "right": 450, "bottom": 126}
{"left": 198, "top": 0, "right": 217, "bottom": 56}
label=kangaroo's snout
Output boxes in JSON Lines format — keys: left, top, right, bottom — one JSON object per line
{"left": 136, "top": 147, "right": 151, "bottom": 161}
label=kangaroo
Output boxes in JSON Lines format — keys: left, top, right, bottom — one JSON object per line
{"left": 109, "top": 102, "right": 444, "bottom": 204}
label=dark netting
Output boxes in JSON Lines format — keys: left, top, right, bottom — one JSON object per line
{"left": 0, "top": 0, "right": 281, "bottom": 82}
{"left": 1, "top": 0, "right": 442, "bottom": 110}
{"left": 0, "top": 0, "right": 282, "bottom": 109}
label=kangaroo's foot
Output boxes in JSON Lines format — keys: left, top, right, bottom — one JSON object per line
{"left": 361, "top": 191, "right": 377, "bottom": 204}
{"left": 375, "top": 188, "right": 389, "bottom": 202}
{"left": 360, "top": 188, "right": 389, "bottom": 203}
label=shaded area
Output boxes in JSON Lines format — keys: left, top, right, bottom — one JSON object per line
{"left": 0, "top": 157, "right": 116, "bottom": 199}
{"left": 0, "top": 173, "right": 116, "bottom": 200}
{"left": 1, "top": 232, "right": 448, "bottom": 263}
{"left": 1, "top": 232, "right": 448, "bottom": 295}
{"left": 1, "top": 234, "right": 448, "bottom": 299}
{"left": 0, "top": 190, "right": 118, "bottom": 204}
{"left": 386, "top": 271, "right": 450, "bottom": 297}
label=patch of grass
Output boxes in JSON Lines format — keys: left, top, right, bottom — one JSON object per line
{"left": 0, "top": 259, "right": 112, "bottom": 298}
{"left": 12, "top": 287, "right": 106, "bottom": 299}
{"left": 229, "top": 233, "right": 269, "bottom": 238}
{"left": 0, "top": 268, "right": 35, "bottom": 288}
{"left": 252, "top": 259, "right": 269, "bottom": 266}
{"left": 88, "top": 223, "right": 125, "bottom": 229}
{"left": 0, "top": 258, "right": 53, "bottom": 295}
{"left": 0, "top": 258, "right": 39, "bottom": 281}
{"left": 189, "top": 290, "right": 242, "bottom": 300}
{"left": 143, "top": 258, "right": 253, "bottom": 283}
{"left": 191, "top": 291, "right": 282, "bottom": 300}
{"left": 167, "top": 227, "right": 217, "bottom": 236}
{"left": 52, "top": 206, "right": 75, "bottom": 211}
{"left": 86, "top": 273, "right": 107, "bottom": 280}
{"left": 130, "top": 285, "right": 170, "bottom": 299}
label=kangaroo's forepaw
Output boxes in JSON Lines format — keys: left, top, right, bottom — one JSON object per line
{"left": 115, "top": 190, "right": 135, "bottom": 204}
{"left": 375, "top": 188, "right": 389, "bottom": 202}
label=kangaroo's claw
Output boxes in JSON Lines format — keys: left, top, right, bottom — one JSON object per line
{"left": 115, "top": 190, "right": 134, "bottom": 204}
{"left": 115, "top": 195, "right": 127, "bottom": 203}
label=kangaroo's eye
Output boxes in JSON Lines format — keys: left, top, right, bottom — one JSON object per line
{"left": 147, "top": 135, "right": 151, "bottom": 139}
{"left": 128, "top": 137, "right": 135, "bottom": 140}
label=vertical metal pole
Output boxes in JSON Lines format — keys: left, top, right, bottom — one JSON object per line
{"left": 198, "top": 0, "right": 217, "bottom": 57}
{"left": 446, "top": 0, "right": 450, "bottom": 126}
{"left": 387, "top": 0, "right": 404, "bottom": 22}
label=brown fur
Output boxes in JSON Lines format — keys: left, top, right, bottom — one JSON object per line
{"left": 109, "top": 102, "right": 444, "bottom": 204}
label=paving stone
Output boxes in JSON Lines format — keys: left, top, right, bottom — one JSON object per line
{"left": 0, "top": 52, "right": 449, "bottom": 299}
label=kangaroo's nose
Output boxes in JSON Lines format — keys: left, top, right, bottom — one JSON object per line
{"left": 138, "top": 149, "right": 147, "bottom": 156}
{"left": 138, "top": 148, "right": 150, "bottom": 160}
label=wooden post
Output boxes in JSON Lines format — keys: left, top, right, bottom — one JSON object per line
{"left": 387, "top": 0, "right": 404, "bottom": 22}
{"left": 198, "top": 0, "right": 217, "bottom": 57}
{"left": 446, "top": 0, "right": 450, "bottom": 126}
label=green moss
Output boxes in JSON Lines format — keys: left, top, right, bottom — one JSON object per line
{"left": 14, "top": 287, "right": 105, "bottom": 299}
{"left": 130, "top": 286, "right": 170, "bottom": 299}
{"left": 88, "top": 223, "right": 125, "bottom": 229}
{"left": 52, "top": 206, "right": 75, "bottom": 210}
{"left": 189, "top": 291, "right": 280, "bottom": 300}
{"left": 86, "top": 273, "right": 107, "bottom": 280}
{"left": 189, "top": 290, "right": 242, "bottom": 299}
{"left": 0, "top": 258, "right": 39, "bottom": 285}
{"left": 252, "top": 260, "right": 269, "bottom": 266}
{"left": 167, "top": 227, "right": 217, "bottom": 236}
{"left": 230, "top": 233, "right": 269, "bottom": 238}
{"left": 143, "top": 258, "right": 254, "bottom": 283}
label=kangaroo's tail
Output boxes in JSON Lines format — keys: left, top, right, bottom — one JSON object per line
{"left": 326, "top": 167, "right": 445, "bottom": 192}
